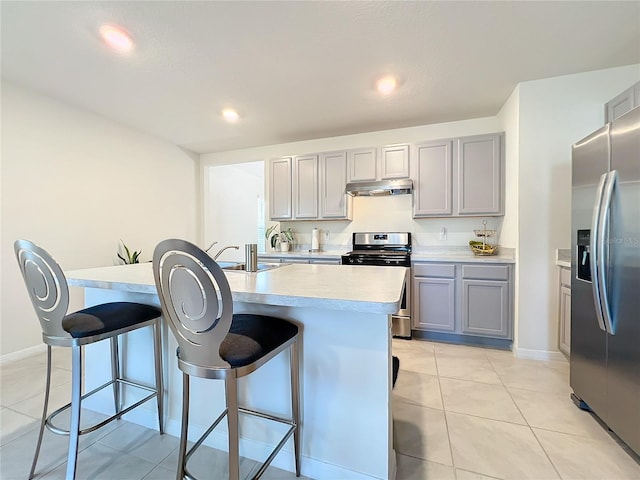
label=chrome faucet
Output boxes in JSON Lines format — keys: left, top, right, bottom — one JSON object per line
{"left": 204, "top": 241, "right": 219, "bottom": 252}
{"left": 212, "top": 245, "right": 239, "bottom": 260}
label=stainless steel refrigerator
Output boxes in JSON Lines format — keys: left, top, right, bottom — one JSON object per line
{"left": 571, "top": 105, "right": 640, "bottom": 456}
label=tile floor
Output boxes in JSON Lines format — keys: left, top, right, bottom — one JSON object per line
{"left": 1, "top": 340, "right": 639, "bottom": 479}
{"left": 392, "top": 339, "right": 640, "bottom": 480}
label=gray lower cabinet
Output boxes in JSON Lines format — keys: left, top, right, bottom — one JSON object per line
{"left": 461, "top": 279, "right": 509, "bottom": 337}
{"left": 413, "top": 261, "right": 513, "bottom": 341}
{"left": 558, "top": 266, "right": 571, "bottom": 355}
{"left": 413, "top": 277, "right": 455, "bottom": 331}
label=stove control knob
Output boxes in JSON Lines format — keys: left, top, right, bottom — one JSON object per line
{"left": 357, "top": 258, "right": 363, "bottom": 264}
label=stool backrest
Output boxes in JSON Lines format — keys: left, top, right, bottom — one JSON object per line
{"left": 14, "top": 239, "right": 70, "bottom": 340}
{"left": 153, "top": 239, "right": 233, "bottom": 369}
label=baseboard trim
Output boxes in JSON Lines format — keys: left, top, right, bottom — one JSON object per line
{"left": 514, "top": 347, "right": 567, "bottom": 362}
{"left": 0, "top": 344, "right": 46, "bottom": 366}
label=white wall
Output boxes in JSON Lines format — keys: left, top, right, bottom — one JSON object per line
{"left": 201, "top": 116, "right": 504, "bottom": 250}
{"left": 1, "top": 81, "right": 199, "bottom": 358}
{"left": 204, "top": 161, "right": 264, "bottom": 262}
{"left": 514, "top": 64, "right": 639, "bottom": 356}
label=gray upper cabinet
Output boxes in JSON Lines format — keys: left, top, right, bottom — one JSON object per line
{"left": 381, "top": 144, "right": 410, "bottom": 179}
{"left": 347, "top": 148, "right": 377, "bottom": 182}
{"left": 293, "top": 154, "right": 318, "bottom": 219}
{"left": 320, "top": 151, "right": 351, "bottom": 219}
{"left": 605, "top": 81, "right": 640, "bottom": 123}
{"left": 412, "top": 140, "right": 453, "bottom": 216}
{"left": 412, "top": 133, "right": 503, "bottom": 217}
{"left": 269, "top": 157, "right": 293, "bottom": 220}
{"left": 457, "top": 133, "right": 503, "bottom": 216}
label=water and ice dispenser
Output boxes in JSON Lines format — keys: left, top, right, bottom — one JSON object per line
{"left": 577, "top": 229, "right": 591, "bottom": 282}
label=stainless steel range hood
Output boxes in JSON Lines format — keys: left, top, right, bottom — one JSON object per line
{"left": 345, "top": 179, "right": 413, "bottom": 197}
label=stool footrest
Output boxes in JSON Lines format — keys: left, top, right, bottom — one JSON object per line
{"left": 45, "top": 378, "right": 159, "bottom": 436}
{"left": 184, "top": 407, "right": 298, "bottom": 480}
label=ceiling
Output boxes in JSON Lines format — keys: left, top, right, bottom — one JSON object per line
{"left": 2, "top": 1, "right": 639, "bottom": 154}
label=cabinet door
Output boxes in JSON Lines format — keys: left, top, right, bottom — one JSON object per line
{"left": 457, "top": 134, "right": 502, "bottom": 215}
{"left": 293, "top": 154, "right": 318, "bottom": 219}
{"left": 270, "top": 157, "right": 292, "bottom": 220}
{"left": 559, "top": 285, "right": 571, "bottom": 355}
{"left": 281, "top": 258, "right": 309, "bottom": 264}
{"left": 413, "top": 277, "right": 455, "bottom": 332}
{"left": 412, "top": 140, "right": 453, "bottom": 216}
{"left": 320, "top": 151, "right": 350, "bottom": 219}
{"left": 381, "top": 144, "right": 409, "bottom": 179}
{"left": 462, "top": 279, "right": 509, "bottom": 337}
{"left": 348, "top": 148, "right": 377, "bottom": 182}
{"left": 605, "top": 86, "right": 635, "bottom": 123}
{"left": 309, "top": 259, "right": 340, "bottom": 265}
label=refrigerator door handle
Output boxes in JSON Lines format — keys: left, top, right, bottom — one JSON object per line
{"left": 597, "top": 170, "right": 617, "bottom": 335}
{"left": 590, "top": 172, "right": 607, "bottom": 332}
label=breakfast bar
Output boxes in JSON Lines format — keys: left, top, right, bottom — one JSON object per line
{"left": 66, "top": 262, "right": 406, "bottom": 480}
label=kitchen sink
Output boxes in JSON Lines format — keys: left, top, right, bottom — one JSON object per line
{"left": 220, "top": 262, "right": 284, "bottom": 272}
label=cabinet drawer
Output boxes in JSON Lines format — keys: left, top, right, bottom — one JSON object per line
{"left": 413, "top": 263, "right": 456, "bottom": 278}
{"left": 560, "top": 267, "right": 571, "bottom": 287}
{"left": 462, "top": 264, "right": 509, "bottom": 281}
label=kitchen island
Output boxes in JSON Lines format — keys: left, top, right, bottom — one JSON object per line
{"left": 66, "top": 262, "right": 406, "bottom": 480}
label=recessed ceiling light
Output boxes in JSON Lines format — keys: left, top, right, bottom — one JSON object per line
{"left": 222, "top": 109, "right": 240, "bottom": 123}
{"left": 376, "top": 75, "right": 398, "bottom": 95}
{"left": 99, "top": 24, "right": 134, "bottom": 53}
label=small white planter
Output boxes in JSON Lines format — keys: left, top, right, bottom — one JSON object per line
{"left": 280, "top": 242, "right": 290, "bottom": 252}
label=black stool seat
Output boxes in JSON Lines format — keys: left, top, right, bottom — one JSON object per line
{"left": 221, "top": 314, "right": 299, "bottom": 368}
{"left": 63, "top": 302, "right": 162, "bottom": 338}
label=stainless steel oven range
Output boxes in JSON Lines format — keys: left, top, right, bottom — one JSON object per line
{"left": 341, "top": 232, "right": 412, "bottom": 339}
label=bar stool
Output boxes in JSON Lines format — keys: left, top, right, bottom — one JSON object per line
{"left": 152, "top": 239, "right": 301, "bottom": 480}
{"left": 14, "top": 239, "right": 164, "bottom": 480}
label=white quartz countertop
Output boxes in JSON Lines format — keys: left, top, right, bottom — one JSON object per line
{"left": 66, "top": 262, "right": 405, "bottom": 314}
{"left": 258, "top": 250, "right": 345, "bottom": 260}
{"left": 411, "top": 247, "right": 515, "bottom": 264}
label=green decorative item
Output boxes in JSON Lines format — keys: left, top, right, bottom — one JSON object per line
{"left": 265, "top": 225, "right": 295, "bottom": 249}
{"left": 117, "top": 240, "right": 141, "bottom": 264}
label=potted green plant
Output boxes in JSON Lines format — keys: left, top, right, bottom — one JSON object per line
{"left": 265, "top": 225, "right": 295, "bottom": 252}
{"left": 117, "top": 240, "right": 142, "bottom": 264}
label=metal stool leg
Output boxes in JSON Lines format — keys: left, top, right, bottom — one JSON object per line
{"left": 110, "top": 337, "right": 121, "bottom": 418}
{"left": 153, "top": 320, "right": 164, "bottom": 434}
{"left": 177, "top": 373, "right": 189, "bottom": 480}
{"left": 290, "top": 341, "right": 301, "bottom": 477}
{"left": 28, "top": 345, "right": 52, "bottom": 479}
{"left": 225, "top": 375, "right": 240, "bottom": 480}
{"left": 66, "top": 345, "right": 82, "bottom": 480}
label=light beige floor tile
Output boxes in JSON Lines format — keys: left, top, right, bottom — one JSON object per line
{"left": 393, "top": 371, "right": 443, "bottom": 409}
{"left": 435, "top": 352, "right": 502, "bottom": 385}
{"left": 440, "top": 378, "right": 525, "bottom": 424}
{"left": 396, "top": 453, "right": 455, "bottom": 480}
{"left": 160, "top": 442, "right": 259, "bottom": 478}
{"left": 0, "top": 407, "right": 39, "bottom": 446}
{"left": 98, "top": 421, "right": 178, "bottom": 464}
{"left": 489, "top": 359, "right": 570, "bottom": 394}
{"left": 141, "top": 465, "right": 175, "bottom": 480}
{"left": 393, "top": 401, "right": 452, "bottom": 466}
{"left": 446, "top": 412, "right": 559, "bottom": 480}
{"left": 508, "top": 387, "right": 610, "bottom": 440}
{"left": 8, "top": 381, "right": 71, "bottom": 419}
{"left": 0, "top": 364, "right": 70, "bottom": 407}
{"left": 40, "top": 442, "right": 156, "bottom": 480}
{"left": 455, "top": 468, "right": 503, "bottom": 480}
{"left": 394, "top": 346, "right": 438, "bottom": 376}
{"left": 432, "top": 343, "right": 493, "bottom": 358}
{"left": 534, "top": 428, "right": 640, "bottom": 480}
